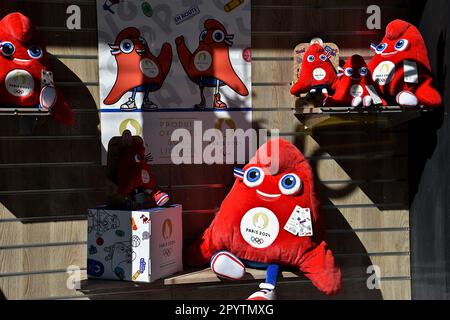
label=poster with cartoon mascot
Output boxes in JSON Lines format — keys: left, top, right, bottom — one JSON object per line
{"left": 97, "top": 0, "right": 252, "bottom": 164}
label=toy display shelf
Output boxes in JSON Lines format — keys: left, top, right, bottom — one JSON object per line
{"left": 0, "top": 108, "right": 50, "bottom": 116}
{"left": 296, "top": 104, "right": 428, "bottom": 115}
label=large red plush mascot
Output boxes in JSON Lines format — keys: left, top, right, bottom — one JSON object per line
{"left": 187, "top": 139, "right": 342, "bottom": 300}
{"left": 176, "top": 19, "right": 249, "bottom": 110}
{"left": 324, "top": 55, "right": 386, "bottom": 108}
{"left": 291, "top": 44, "right": 337, "bottom": 97}
{"left": 104, "top": 27, "right": 172, "bottom": 111}
{"left": 0, "top": 12, "right": 74, "bottom": 125}
{"left": 368, "top": 19, "right": 441, "bottom": 107}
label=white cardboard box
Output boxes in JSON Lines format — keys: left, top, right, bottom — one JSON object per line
{"left": 87, "top": 205, "right": 183, "bottom": 283}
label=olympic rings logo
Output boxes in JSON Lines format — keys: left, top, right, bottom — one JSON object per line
{"left": 163, "top": 248, "right": 172, "bottom": 257}
{"left": 251, "top": 237, "right": 264, "bottom": 245}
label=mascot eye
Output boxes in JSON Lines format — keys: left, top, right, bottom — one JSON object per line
{"left": 359, "top": 67, "right": 368, "bottom": 76}
{"left": 120, "top": 39, "right": 134, "bottom": 54}
{"left": 134, "top": 154, "right": 142, "bottom": 163}
{"left": 307, "top": 55, "right": 315, "bottom": 63}
{"left": 375, "top": 43, "right": 387, "bottom": 54}
{"left": 199, "top": 30, "right": 208, "bottom": 42}
{"left": 1, "top": 42, "right": 15, "bottom": 57}
{"left": 395, "top": 39, "right": 409, "bottom": 51}
{"left": 139, "top": 37, "right": 148, "bottom": 47}
{"left": 344, "top": 68, "right": 353, "bottom": 77}
{"left": 279, "top": 174, "right": 302, "bottom": 195}
{"left": 212, "top": 30, "right": 225, "bottom": 43}
{"left": 27, "top": 46, "right": 43, "bottom": 59}
{"left": 243, "top": 167, "right": 265, "bottom": 188}
{"left": 319, "top": 54, "right": 327, "bottom": 61}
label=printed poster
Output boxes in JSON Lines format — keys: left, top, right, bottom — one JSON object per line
{"left": 96, "top": 0, "right": 252, "bottom": 164}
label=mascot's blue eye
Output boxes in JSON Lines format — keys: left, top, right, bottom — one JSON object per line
{"left": 307, "top": 55, "right": 315, "bottom": 62}
{"left": 120, "top": 39, "right": 134, "bottom": 54}
{"left": 376, "top": 43, "right": 387, "bottom": 53}
{"left": 28, "top": 46, "right": 43, "bottom": 59}
{"left": 395, "top": 39, "right": 409, "bottom": 51}
{"left": 243, "top": 167, "right": 265, "bottom": 188}
{"left": 1, "top": 42, "right": 15, "bottom": 56}
{"left": 279, "top": 174, "right": 302, "bottom": 195}
{"left": 212, "top": 30, "right": 225, "bottom": 43}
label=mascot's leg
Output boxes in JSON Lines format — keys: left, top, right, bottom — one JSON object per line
{"left": 414, "top": 78, "right": 442, "bottom": 108}
{"left": 152, "top": 189, "right": 169, "bottom": 207}
{"left": 141, "top": 88, "right": 158, "bottom": 111}
{"left": 247, "top": 264, "right": 279, "bottom": 301}
{"left": 213, "top": 81, "right": 227, "bottom": 109}
{"left": 210, "top": 251, "right": 245, "bottom": 280}
{"left": 194, "top": 83, "right": 206, "bottom": 110}
{"left": 120, "top": 88, "right": 138, "bottom": 111}
{"left": 298, "top": 241, "right": 342, "bottom": 296}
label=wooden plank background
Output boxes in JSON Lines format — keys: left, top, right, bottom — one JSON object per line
{"left": 0, "top": 0, "right": 424, "bottom": 300}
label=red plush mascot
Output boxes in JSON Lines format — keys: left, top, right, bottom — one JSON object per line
{"left": 187, "top": 139, "right": 342, "bottom": 300}
{"left": 109, "top": 130, "right": 169, "bottom": 208}
{"left": 324, "top": 55, "right": 386, "bottom": 108}
{"left": 290, "top": 44, "right": 337, "bottom": 97}
{"left": 0, "top": 12, "right": 74, "bottom": 125}
{"left": 368, "top": 19, "right": 441, "bottom": 107}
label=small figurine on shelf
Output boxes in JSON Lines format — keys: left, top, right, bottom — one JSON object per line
{"left": 368, "top": 19, "right": 442, "bottom": 108}
{"left": 0, "top": 12, "right": 74, "bottom": 124}
{"left": 186, "top": 139, "right": 341, "bottom": 300}
{"left": 106, "top": 130, "right": 169, "bottom": 210}
{"left": 290, "top": 41, "right": 337, "bottom": 98}
{"left": 323, "top": 54, "right": 387, "bottom": 108}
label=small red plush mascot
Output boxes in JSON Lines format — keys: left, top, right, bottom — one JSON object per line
{"left": 324, "top": 54, "right": 387, "bottom": 108}
{"left": 368, "top": 19, "right": 441, "bottom": 107}
{"left": 187, "top": 138, "right": 342, "bottom": 300}
{"left": 291, "top": 44, "right": 337, "bottom": 97}
{"left": 0, "top": 12, "right": 74, "bottom": 125}
{"left": 115, "top": 131, "right": 169, "bottom": 208}
{"left": 104, "top": 27, "right": 172, "bottom": 111}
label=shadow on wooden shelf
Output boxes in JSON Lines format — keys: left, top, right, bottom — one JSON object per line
{"left": 78, "top": 265, "right": 383, "bottom": 300}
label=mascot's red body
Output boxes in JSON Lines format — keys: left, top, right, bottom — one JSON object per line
{"left": 116, "top": 135, "right": 169, "bottom": 207}
{"left": 291, "top": 44, "right": 337, "bottom": 96}
{"left": 0, "top": 12, "right": 74, "bottom": 124}
{"left": 324, "top": 55, "right": 386, "bottom": 107}
{"left": 176, "top": 19, "right": 248, "bottom": 109}
{"left": 104, "top": 27, "right": 172, "bottom": 110}
{"left": 368, "top": 19, "right": 441, "bottom": 107}
{"left": 187, "top": 139, "right": 341, "bottom": 299}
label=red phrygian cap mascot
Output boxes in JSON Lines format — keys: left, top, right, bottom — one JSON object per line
{"left": 187, "top": 138, "right": 342, "bottom": 300}
{"left": 104, "top": 27, "right": 172, "bottom": 111}
{"left": 291, "top": 44, "right": 337, "bottom": 97}
{"left": 0, "top": 12, "right": 74, "bottom": 125}
{"left": 368, "top": 19, "right": 442, "bottom": 107}
{"left": 324, "top": 54, "right": 387, "bottom": 108}
{"left": 115, "top": 131, "right": 169, "bottom": 207}
{"left": 176, "top": 19, "right": 249, "bottom": 110}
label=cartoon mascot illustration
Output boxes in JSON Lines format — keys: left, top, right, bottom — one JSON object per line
{"left": 187, "top": 139, "right": 342, "bottom": 300}
{"left": 0, "top": 12, "right": 74, "bottom": 124}
{"left": 175, "top": 19, "right": 249, "bottom": 110}
{"left": 104, "top": 27, "right": 172, "bottom": 111}
{"left": 368, "top": 19, "right": 441, "bottom": 107}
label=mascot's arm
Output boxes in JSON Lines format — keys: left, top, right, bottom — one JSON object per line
{"left": 290, "top": 76, "right": 310, "bottom": 96}
{"left": 158, "top": 42, "right": 173, "bottom": 80}
{"left": 52, "top": 89, "right": 75, "bottom": 126}
{"left": 297, "top": 241, "right": 342, "bottom": 295}
{"left": 186, "top": 221, "right": 218, "bottom": 267}
{"left": 415, "top": 76, "right": 442, "bottom": 108}
{"left": 175, "top": 36, "right": 193, "bottom": 77}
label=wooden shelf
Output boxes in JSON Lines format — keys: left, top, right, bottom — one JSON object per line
{"left": 295, "top": 105, "right": 429, "bottom": 115}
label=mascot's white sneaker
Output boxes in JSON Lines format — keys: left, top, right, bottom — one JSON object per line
{"left": 247, "top": 283, "right": 276, "bottom": 300}
{"left": 396, "top": 90, "right": 418, "bottom": 106}
{"left": 210, "top": 251, "right": 245, "bottom": 280}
